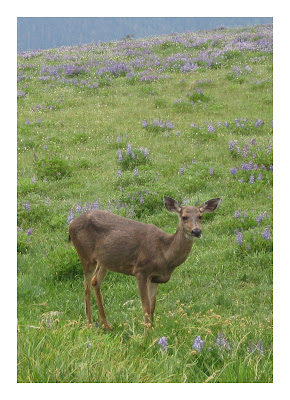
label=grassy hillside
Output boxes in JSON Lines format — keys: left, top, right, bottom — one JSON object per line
{"left": 17, "top": 24, "right": 273, "bottom": 382}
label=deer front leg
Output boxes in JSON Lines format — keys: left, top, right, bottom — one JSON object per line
{"left": 136, "top": 275, "right": 152, "bottom": 327}
{"left": 148, "top": 281, "right": 158, "bottom": 325}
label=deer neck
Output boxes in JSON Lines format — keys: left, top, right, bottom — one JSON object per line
{"left": 165, "top": 222, "right": 194, "bottom": 269}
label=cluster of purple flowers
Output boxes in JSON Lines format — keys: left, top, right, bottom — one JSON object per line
{"left": 158, "top": 333, "right": 264, "bottom": 354}
{"left": 234, "top": 209, "right": 271, "bottom": 246}
{"left": 17, "top": 226, "right": 34, "bottom": 236}
{"left": 18, "top": 24, "right": 272, "bottom": 95}
{"left": 229, "top": 138, "right": 272, "bottom": 183}
{"left": 142, "top": 118, "right": 174, "bottom": 131}
{"left": 117, "top": 144, "right": 149, "bottom": 162}
{"left": 17, "top": 90, "right": 26, "bottom": 99}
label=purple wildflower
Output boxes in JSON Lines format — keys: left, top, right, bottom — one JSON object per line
{"left": 142, "top": 120, "right": 148, "bottom": 128}
{"left": 117, "top": 149, "right": 123, "bottom": 162}
{"left": 261, "top": 226, "right": 271, "bottom": 240}
{"left": 192, "top": 336, "right": 204, "bottom": 352}
{"left": 158, "top": 336, "right": 168, "bottom": 351}
{"left": 216, "top": 332, "right": 231, "bottom": 351}
{"left": 67, "top": 209, "right": 75, "bottom": 224}
{"left": 117, "top": 170, "right": 122, "bottom": 177}
{"left": 207, "top": 124, "right": 215, "bottom": 133}
{"left": 75, "top": 203, "right": 83, "bottom": 213}
{"left": 144, "top": 148, "right": 149, "bottom": 158}
{"left": 248, "top": 340, "right": 255, "bottom": 353}
{"left": 234, "top": 210, "right": 241, "bottom": 218}
{"left": 230, "top": 167, "right": 238, "bottom": 175}
{"left": 256, "top": 213, "right": 265, "bottom": 225}
{"left": 180, "top": 166, "right": 185, "bottom": 175}
{"left": 209, "top": 167, "right": 214, "bottom": 175}
{"left": 22, "top": 201, "right": 31, "bottom": 211}
{"left": 17, "top": 90, "right": 26, "bottom": 98}
{"left": 255, "top": 119, "right": 264, "bottom": 127}
{"left": 236, "top": 231, "right": 243, "bottom": 245}
{"left": 249, "top": 175, "right": 255, "bottom": 184}
{"left": 134, "top": 167, "right": 139, "bottom": 177}
{"left": 228, "top": 141, "right": 235, "bottom": 151}
{"left": 257, "top": 340, "right": 265, "bottom": 355}
{"left": 127, "top": 143, "right": 132, "bottom": 156}
{"left": 26, "top": 228, "right": 33, "bottom": 236}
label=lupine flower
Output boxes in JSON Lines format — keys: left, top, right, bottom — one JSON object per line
{"left": 249, "top": 175, "right": 255, "bottom": 184}
{"left": 230, "top": 167, "right": 238, "bottom": 175}
{"left": 216, "top": 332, "right": 231, "bottom": 350}
{"left": 67, "top": 209, "right": 75, "bottom": 224}
{"left": 158, "top": 336, "right": 168, "bottom": 351}
{"left": 248, "top": 340, "right": 255, "bottom": 353}
{"left": 144, "top": 148, "right": 149, "bottom": 158}
{"left": 117, "top": 149, "right": 123, "bottom": 162}
{"left": 134, "top": 167, "right": 139, "bottom": 177}
{"left": 22, "top": 201, "right": 31, "bottom": 210}
{"left": 117, "top": 169, "right": 122, "bottom": 177}
{"left": 261, "top": 226, "right": 271, "bottom": 240}
{"left": 209, "top": 167, "right": 214, "bottom": 175}
{"left": 192, "top": 336, "right": 204, "bottom": 352}
{"left": 207, "top": 124, "right": 215, "bottom": 133}
{"left": 127, "top": 143, "right": 132, "bottom": 156}
{"left": 256, "top": 212, "right": 265, "bottom": 225}
{"left": 257, "top": 340, "right": 265, "bottom": 355}
{"left": 26, "top": 228, "right": 33, "bottom": 236}
{"left": 248, "top": 340, "right": 265, "bottom": 355}
{"left": 140, "top": 195, "right": 145, "bottom": 204}
{"left": 236, "top": 231, "right": 243, "bottom": 245}
{"left": 234, "top": 210, "right": 241, "bottom": 218}
{"left": 17, "top": 90, "right": 26, "bottom": 98}
{"left": 228, "top": 141, "right": 235, "bottom": 151}
{"left": 76, "top": 203, "right": 83, "bottom": 213}
{"left": 255, "top": 119, "right": 264, "bottom": 127}
{"left": 142, "top": 120, "right": 148, "bottom": 128}
{"left": 180, "top": 166, "right": 185, "bottom": 175}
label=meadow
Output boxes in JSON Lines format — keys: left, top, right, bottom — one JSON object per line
{"left": 17, "top": 24, "right": 273, "bottom": 383}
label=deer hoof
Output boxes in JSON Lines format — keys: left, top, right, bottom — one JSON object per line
{"left": 144, "top": 322, "right": 153, "bottom": 329}
{"left": 101, "top": 323, "right": 113, "bottom": 331}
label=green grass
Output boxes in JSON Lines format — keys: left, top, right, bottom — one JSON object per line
{"left": 17, "top": 24, "right": 273, "bottom": 383}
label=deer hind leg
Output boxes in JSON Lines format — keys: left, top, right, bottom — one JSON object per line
{"left": 91, "top": 264, "right": 112, "bottom": 330}
{"left": 84, "top": 269, "right": 94, "bottom": 327}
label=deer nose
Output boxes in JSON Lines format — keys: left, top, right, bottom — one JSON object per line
{"left": 191, "top": 228, "right": 202, "bottom": 238}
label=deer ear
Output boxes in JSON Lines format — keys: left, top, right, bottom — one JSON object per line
{"left": 163, "top": 196, "right": 182, "bottom": 214}
{"left": 199, "top": 198, "right": 221, "bottom": 213}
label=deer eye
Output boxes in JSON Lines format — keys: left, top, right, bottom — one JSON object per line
{"left": 182, "top": 216, "right": 188, "bottom": 221}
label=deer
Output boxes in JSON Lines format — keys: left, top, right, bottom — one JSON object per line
{"left": 69, "top": 196, "right": 221, "bottom": 330}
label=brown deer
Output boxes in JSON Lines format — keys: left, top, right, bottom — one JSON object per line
{"left": 69, "top": 196, "right": 221, "bottom": 329}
